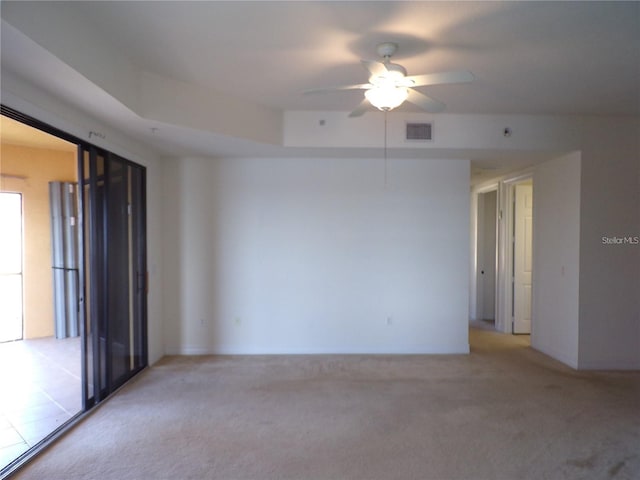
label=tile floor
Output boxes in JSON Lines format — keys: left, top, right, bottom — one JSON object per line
{"left": 0, "top": 336, "right": 82, "bottom": 470}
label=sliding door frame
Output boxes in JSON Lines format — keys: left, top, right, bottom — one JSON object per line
{"left": 79, "top": 146, "right": 148, "bottom": 406}
{"left": 0, "top": 105, "right": 148, "bottom": 473}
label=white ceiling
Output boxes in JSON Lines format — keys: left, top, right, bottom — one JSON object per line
{"left": 72, "top": 1, "right": 640, "bottom": 115}
{"left": 1, "top": 1, "right": 639, "bottom": 165}
{"left": 0, "top": 115, "right": 76, "bottom": 152}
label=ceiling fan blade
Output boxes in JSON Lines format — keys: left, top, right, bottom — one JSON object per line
{"left": 304, "top": 84, "right": 372, "bottom": 95}
{"left": 348, "top": 99, "right": 371, "bottom": 117}
{"left": 361, "top": 59, "right": 388, "bottom": 79}
{"left": 404, "top": 70, "right": 474, "bottom": 87}
{"left": 406, "top": 88, "right": 446, "bottom": 113}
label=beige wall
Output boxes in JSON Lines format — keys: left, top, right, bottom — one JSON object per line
{"left": 0, "top": 143, "right": 76, "bottom": 339}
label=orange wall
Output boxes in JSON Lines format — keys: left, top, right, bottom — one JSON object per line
{"left": 0, "top": 143, "right": 76, "bottom": 339}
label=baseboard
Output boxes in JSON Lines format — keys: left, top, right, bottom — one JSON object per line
{"left": 531, "top": 344, "right": 579, "bottom": 369}
{"left": 165, "top": 343, "right": 471, "bottom": 356}
{"left": 532, "top": 343, "right": 640, "bottom": 371}
{"left": 165, "top": 346, "right": 216, "bottom": 355}
{"left": 577, "top": 359, "right": 640, "bottom": 371}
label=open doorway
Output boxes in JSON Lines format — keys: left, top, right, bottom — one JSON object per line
{"left": 476, "top": 189, "right": 498, "bottom": 330}
{"left": 0, "top": 115, "right": 81, "bottom": 469}
{"left": 471, "top": 173, "right": 534, "bottom": 341}
{"left": 1, "top": 107, "right": 148, "bottom": 476}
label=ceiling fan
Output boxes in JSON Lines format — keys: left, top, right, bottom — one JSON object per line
{"left": 305, "top": 42, "right": 474, "bottom": 117}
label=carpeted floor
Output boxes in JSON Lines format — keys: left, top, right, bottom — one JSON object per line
{"left": 10, "top": 326, "right": 640, "bottom": 480}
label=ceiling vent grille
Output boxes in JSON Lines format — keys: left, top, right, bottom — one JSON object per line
{"left": 406, "top": 123, "right": 432, "bottom": 141}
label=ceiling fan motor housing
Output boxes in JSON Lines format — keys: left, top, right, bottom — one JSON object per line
{"left": 375, "top": 43, "right": 407, "bottom": 81}
{"left": 377, "top": 42, "right": 399, "bottom": 58}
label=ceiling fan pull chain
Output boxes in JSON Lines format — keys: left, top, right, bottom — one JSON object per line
{"left": 384, "top": 110, "right": 388, "bottom": 189}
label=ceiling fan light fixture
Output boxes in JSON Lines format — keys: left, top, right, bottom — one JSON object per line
{"left": 365, "top": 85, "right": 409, "bottom": 111}
{"left": 306, "top": 42, "right": 473, "bottom": 117}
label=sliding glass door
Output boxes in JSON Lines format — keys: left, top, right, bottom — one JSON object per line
{"left": 1, "top": 106, "right": 148, "bottom": 475}
{"left": 80, "top": 147, "right": 147, "bottom": 407}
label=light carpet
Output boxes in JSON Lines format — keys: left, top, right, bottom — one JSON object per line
{"left": 11, "top": 326, "right": 640, "bottom": 480}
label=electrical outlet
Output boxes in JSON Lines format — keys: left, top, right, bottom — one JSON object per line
{"left": 386, "top": 316, "right": 393, "bottom": 326}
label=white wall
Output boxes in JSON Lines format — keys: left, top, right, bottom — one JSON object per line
{"left": 162, "top": 157, "right": 216, "bottom": 354}
{"left": 163, "top": 156, "right": 470, "bottom": 354}
{"left": 577, "top": 119, "right": 640, "bottom": 369}
{"left": 284, "top": 112, "right": 582, "bottom": 153}
{"left": 532, "top": 152, "right": 581, "bottom": 368}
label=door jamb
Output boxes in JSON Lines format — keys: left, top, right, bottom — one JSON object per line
{"left": 497, "top": 172, "right": 533, "bottom": 334}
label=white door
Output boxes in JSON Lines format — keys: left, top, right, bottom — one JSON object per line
{"left": 513, "top": 184, "right": 532, "bottom": 334}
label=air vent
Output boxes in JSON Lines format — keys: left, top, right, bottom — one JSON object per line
{"left": 406, "top": 123, "right": 432, "bottom": 141}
